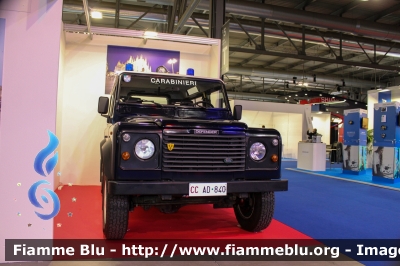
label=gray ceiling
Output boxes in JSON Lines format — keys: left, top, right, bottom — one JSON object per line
{"left": 62, "top": 0, "right": 400, "bottom": 104}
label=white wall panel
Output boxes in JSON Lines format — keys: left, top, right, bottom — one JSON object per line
{"left": 311, "top": 113, "right": 331, "bottom": 145}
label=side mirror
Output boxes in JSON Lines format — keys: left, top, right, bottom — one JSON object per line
{"left": 233, "top": 105, "right": 242, "bottom": 120}
{"left": 98, "top": 96, "right": 109, "bottom": 114}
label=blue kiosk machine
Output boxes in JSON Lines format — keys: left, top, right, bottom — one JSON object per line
{"left": 373, "top": 102, "right": 400, "bottom": 183}
{"left": 343, "top": 109, "right": 368, "bottom": 175}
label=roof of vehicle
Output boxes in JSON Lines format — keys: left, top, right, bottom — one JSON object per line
{"left": 116, "top": 71, "right": 223, "bottom": 83}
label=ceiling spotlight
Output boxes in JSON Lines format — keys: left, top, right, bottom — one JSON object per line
{"left": 90, "top": 11, "right": 103, "bottom": 19}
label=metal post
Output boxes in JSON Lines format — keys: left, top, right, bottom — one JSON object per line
{"left": 82, "top": 0, "right": 92, "bottom": 40}
{"left": 115, "top": 0, "right": 120, "bottom": 28}
{"left": 338, "top": 32, "right": 343, "bottom": 60}
{"left": 209, "top": 0, "right": 225, "bottom": 39}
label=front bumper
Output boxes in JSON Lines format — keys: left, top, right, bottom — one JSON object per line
{"left": 108, "top": 179, "right": 288, "bottom": 195}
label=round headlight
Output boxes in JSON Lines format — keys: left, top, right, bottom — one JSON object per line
{"left": 122, "top": 133, "right": 131, "bottom": 142}
{"left": 250, "top": 142, "right": 266, "bottom": 161}
{"left": 135, "top": 139, "right": 155, "bottom": 160}
{"left": 272, "top": 139, "right": 279, "bottom": 146}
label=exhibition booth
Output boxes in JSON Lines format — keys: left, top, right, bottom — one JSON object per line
{"left": 0, "top": 0, "right": 237, "bottom": 260}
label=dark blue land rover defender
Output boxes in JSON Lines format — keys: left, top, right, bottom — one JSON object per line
{"left": 98, "top": 72, "right": 288, "bottom": 239}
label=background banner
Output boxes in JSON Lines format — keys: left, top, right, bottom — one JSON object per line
{"left": 105, "top": 45, "right": 180, "bottom": 94}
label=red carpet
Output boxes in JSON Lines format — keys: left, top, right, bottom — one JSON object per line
{"left": 54, "top": 185, "right": 311, "bottom": 240}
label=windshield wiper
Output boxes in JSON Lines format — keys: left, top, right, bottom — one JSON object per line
{"left": 141, "top": 99, "right": 163, "bottom": 107}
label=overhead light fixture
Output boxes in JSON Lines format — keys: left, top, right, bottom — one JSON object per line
{"left": 143, "top": 31, "right": 158, "bottom": 38}
{"left": 90, "top": 11, "right": 103, "bottom": 19}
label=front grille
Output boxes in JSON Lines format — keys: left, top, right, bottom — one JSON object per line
{"left": 162, "top": 131, "right": 246, "bottom": 172}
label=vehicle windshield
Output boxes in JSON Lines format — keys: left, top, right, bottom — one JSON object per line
{"left": 117, "top": 74, "right": 229, "bottom": 110}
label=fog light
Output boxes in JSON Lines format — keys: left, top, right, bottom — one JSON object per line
{"left": 121, "top": 152, "right": 130, "bottom": 160}
{"left": 122, "top": 133, "right": 130, "bottom": 142}
{"left": 271, "top": 154, "right": 278, "bottom": 162}
{"left": 272, "top": 139, "right": 279, "bottom": 146}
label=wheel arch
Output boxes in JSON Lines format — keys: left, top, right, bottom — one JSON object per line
{"left": 100, "top": 138, "right": 113, "bottom": 182}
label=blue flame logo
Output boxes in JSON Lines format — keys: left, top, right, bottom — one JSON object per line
{"left": 34, "top": 131, "right": 59, "bottom": 176}
{"left": 28, "top": 180, "right": 60, "bottom": 220}
{"left": 29, "top": 130, "right": 60, "bottom": 220}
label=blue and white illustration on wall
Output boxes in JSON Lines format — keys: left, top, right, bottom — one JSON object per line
{"left": 28, "top": 130, "right": 60, "bottom": 220}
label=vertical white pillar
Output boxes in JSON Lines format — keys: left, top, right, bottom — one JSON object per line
{"left": 0, "top": 0, "right": 63, "bottom": 261}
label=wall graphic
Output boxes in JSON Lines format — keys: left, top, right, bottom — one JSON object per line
{"left": 105, "top": 45, "right": 180, "bottom": 94}
{"left": 343, "top": 145, "right": 360, "bottom": 171}
{"left": 28, "top": 131, "right": 60, "bottom": 220}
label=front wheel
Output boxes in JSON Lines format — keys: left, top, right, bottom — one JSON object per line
{"left": 234, "top": 192, "right": 275, "bottom": 232}
{"left": 102, "top": 180, "right": 130, "bottom": 239}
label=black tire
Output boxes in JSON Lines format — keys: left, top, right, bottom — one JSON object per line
{"left": 234, "top": 192, "right": 275, "bottom": 232}
{"left": 102, "top": 180, "right": 130, "bottom": 239}
{"left": 158, "top": 204, "right": 182, "bottom": 214}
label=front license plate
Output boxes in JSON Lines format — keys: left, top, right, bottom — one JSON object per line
{"left": 189, "top": 183, "right": 227, "bottom": 196}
